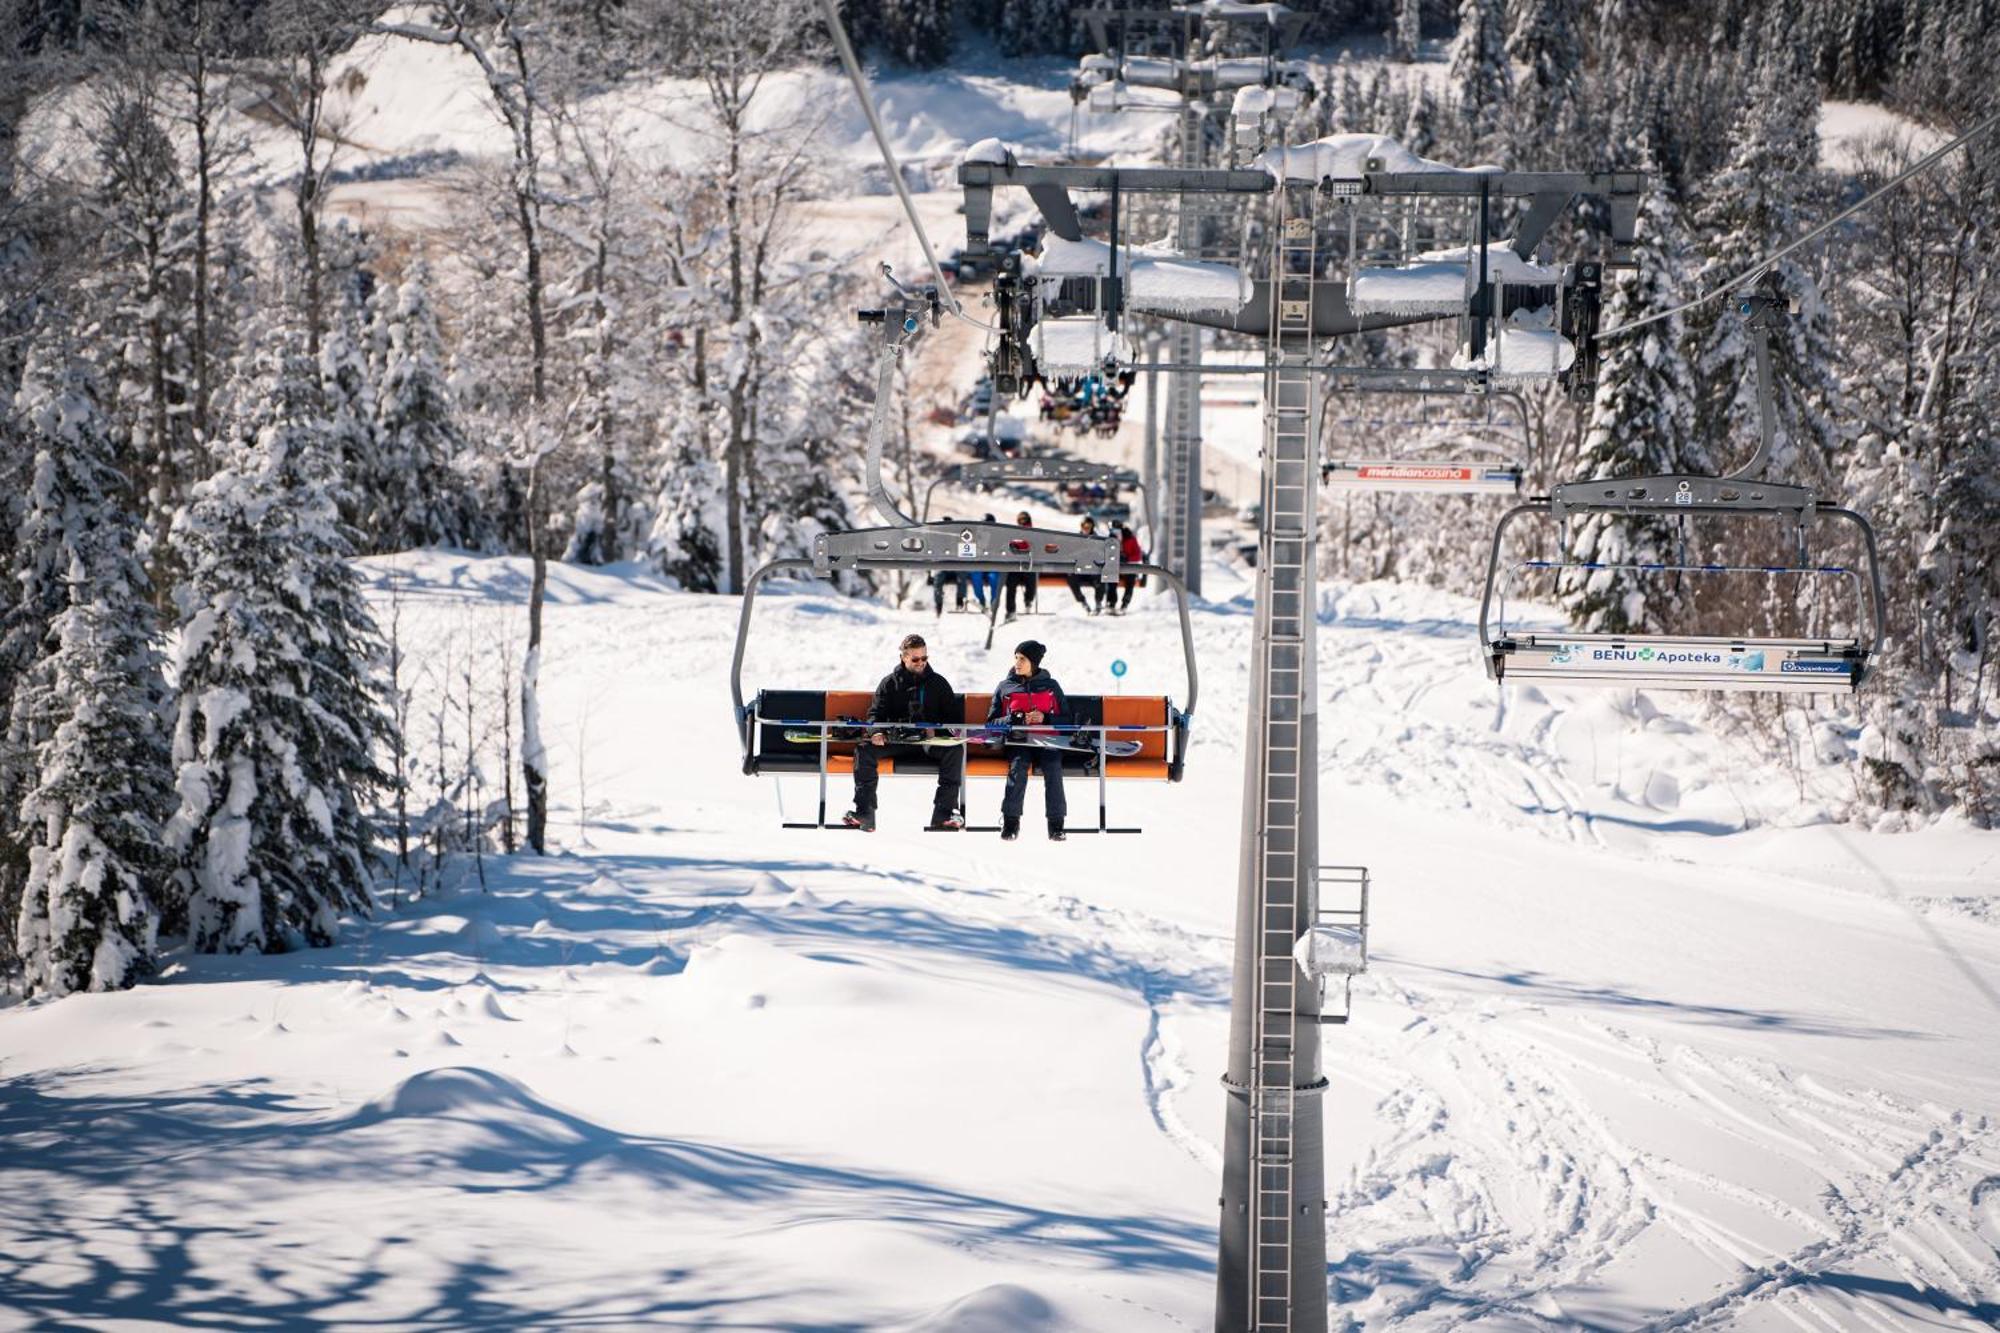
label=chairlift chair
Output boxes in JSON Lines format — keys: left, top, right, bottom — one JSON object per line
{"left": 1478, "top": 277, "right": 1887, "bottom": 694}
{"left": 730, "top": 520, "right": 1200, "bottom": 833}
{"left": 1321, "top": 387, "right": 1532, "bottom": 496}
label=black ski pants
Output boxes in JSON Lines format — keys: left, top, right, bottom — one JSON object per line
{"left": 1001, "top": 748, "right": 1068, "bottom": 820}
{"left": 1067, "top": 574, "right": 1109, "bottom": 612}
{"left": 1004, "top": 572, "right": 1038, "bottom": 616}
{"left": 853, "top": 741, "right": 963, "bottom": 820}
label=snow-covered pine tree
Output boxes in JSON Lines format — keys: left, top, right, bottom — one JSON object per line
{"left": 1508, "top": 0, "right": 1583, "bottom": 135}
{"left": 320, "top": 231, "right": 379, "bottom": 548}
{"left": 1401, "top": 84, "right": 1440, "bottom": 158}
{"left": 649, "top": 405, "right": 725, "bottom": 591}
{"left": 1557, "top": 149, "right": 1703, "bottom": 635}
{"left": 995, "top": 0, "right": 1079, "bottom": 57}
{"left": 1686, "top": 39, "right": 1843, "bottom": 495}
{"left": 166, "top": 348, "right": 388, "bottom": 954}
{"left": 1391, "top": 0, "right": 1423, "bottom": 62}
{"left": 1447, "top": 0, "right": 1513, "bottom": 160}
{"left": 14, "top": 593, "right": 176, "bottom": 996}
{"left": 4, "top": 344, "right": 174, "bottom": 995}
{"left": 369, "top": 262, "right": 485, "bottom": 551}
{"left": 88, "top": 78, "right": 197, "bottom": 578}
{"left": 0, "top": 403, "right": 29, "bottom": 975}
{"left": 876, "top": 0, "right": 953, "bottom": 67}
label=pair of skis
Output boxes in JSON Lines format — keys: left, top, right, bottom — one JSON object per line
{"left": 782, "top": 721, "right": 1143, "bottom": 758}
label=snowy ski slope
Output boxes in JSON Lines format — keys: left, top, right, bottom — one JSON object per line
{"left": 2, "top": 550, "right": 1996, "bottom": 1330}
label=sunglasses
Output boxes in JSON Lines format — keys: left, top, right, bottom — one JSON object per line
{"left": 905, "top": 653, "right": 929, "bottom": 663}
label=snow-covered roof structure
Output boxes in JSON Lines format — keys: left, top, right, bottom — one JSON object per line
{"left": 1256, "top": 133, "right": 1502, "bottom": 183}
{"left": 960, "top": 137, "right": 1016, "bottom": 168}
{"left": 1174, "top": 1, "right": 1294, "bottom": 20}
{"left": 1453, "top": 308, "right": 1576, "bottom": 381}
{"left": 1350, "top": 243, "right": 1560, "bottom": 316}
{"left": 1029, "top": 234, "right": 1251, "bottom": 317}
{"left": 1030, "top": 316, "right": 1133, "bottom": 376}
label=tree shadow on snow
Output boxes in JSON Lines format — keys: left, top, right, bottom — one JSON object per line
{"left": 1391, "top": 960, "right": 1932, "bottom": 1040}
{"left": 168, "top": 850, "right": 1228, "bottom": 1014}
{"left": 0, "top": 1065, "right": 1209, "bottom": 1328}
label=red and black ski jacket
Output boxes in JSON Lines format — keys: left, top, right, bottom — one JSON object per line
{"left": 987, "top": 670, "right": 1067, "bottom": 725}
{"left": 867, "top": 663, "right": 958, "bottom": 728}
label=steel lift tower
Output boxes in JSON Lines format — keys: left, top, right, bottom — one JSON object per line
{"left": 1071, "top": 3, "right": 1312, "bottom": 596}
{"left": 962, "top": 141, "right": 1639, "bottom": 1330}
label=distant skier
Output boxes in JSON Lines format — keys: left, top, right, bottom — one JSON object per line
{"left": 989, "top": 639, "right": 1069, "bottom": 842}
{"left": 1115, "top": 522, "right": 1144, "bottom": 613}
{"left": 842, "top": 633, "right": 965, "bottom": 833}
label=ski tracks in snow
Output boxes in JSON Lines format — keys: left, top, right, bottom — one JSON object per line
{"left": 880, "top": 867, "right": 1232, "bottom": 1176}
{"left": 1317, "top": 596, "right": 1609, "bottom": 851}
{"left": 1325, "top": 969, "right": 2000, "bottom": 1330}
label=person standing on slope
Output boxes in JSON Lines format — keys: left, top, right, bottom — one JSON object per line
{"left": 843, "top": 633, "right": 965, "bottom": 833}
{"left": 988, "top": 639, "right": 1069, "bottom": 842}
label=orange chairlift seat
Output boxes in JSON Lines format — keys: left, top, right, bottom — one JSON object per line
{"left": 730, "top": 517, "right": 1198, "bottom": 832}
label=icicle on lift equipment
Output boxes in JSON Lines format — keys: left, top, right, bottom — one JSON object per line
{"left": 1478, "top": 273, "right": 1886, "bottom": 693}
{"left": 730, "top": 269, "right": 1201, "bottom": 833}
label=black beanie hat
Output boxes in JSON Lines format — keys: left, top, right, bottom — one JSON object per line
{"left": 1014, "top": 640, "right": 1046, "bottom": 669}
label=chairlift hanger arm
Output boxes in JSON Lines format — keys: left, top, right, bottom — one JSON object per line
{"left": 1727, "top": 273, "right": 1787, "bottom": 482}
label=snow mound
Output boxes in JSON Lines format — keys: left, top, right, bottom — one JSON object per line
{"left": 360, "top": 1066, "right": 547, "bottom": 1121}
{"left": 904, "top": 1283, "right": 1071, "bottom": 1331}
{"left": 680, "top": 934, "right": 891, "bottom": 1008}
{"left": 1452, "top": 308, "right": 1575, "bottom": 379}
{"left": 1256, "top": 132, "right": 1498, "bottom": 182}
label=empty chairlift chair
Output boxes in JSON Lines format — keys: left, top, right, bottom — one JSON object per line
{"left": 1478, "top": 278, "right": 1886, "bottom": 695}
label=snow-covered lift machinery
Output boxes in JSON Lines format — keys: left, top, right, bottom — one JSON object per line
{"left": 1058, "top": 4, "right": 1317, "bottom": 597}
{"left": 729, "top": 278, "right": 1200, "bottom": 832}
{"left": 1479, "top": 274, "right": 1887, "bottom": 694}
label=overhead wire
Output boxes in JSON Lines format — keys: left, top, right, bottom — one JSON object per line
{"left": 818, "top": 0, "right": 999, "bottom": 334}
{"left": 1597, "top": 105, "right": 2000, "bottom": 342}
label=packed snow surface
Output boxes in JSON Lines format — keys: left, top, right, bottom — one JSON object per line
{"left": 4, "top": 550, "right": 1996, "bottom": 1329}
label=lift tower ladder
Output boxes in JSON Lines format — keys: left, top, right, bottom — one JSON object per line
{"left": 1227, "top": 171, "right": 1330, "bottom": 1333}
{"left": 1164, "top": 97, "right": 1211, "bottom": 597}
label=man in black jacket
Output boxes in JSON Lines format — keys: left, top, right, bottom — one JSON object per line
{"left": 843, "top": 633, "right": 965, "bottom": 832}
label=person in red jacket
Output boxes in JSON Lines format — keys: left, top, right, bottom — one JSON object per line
{"left": 988, "top": 639, "right": 1069, "bottom": 841}
{"left": 1115, "top": 522, "right": 1145, "bottom": 613}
